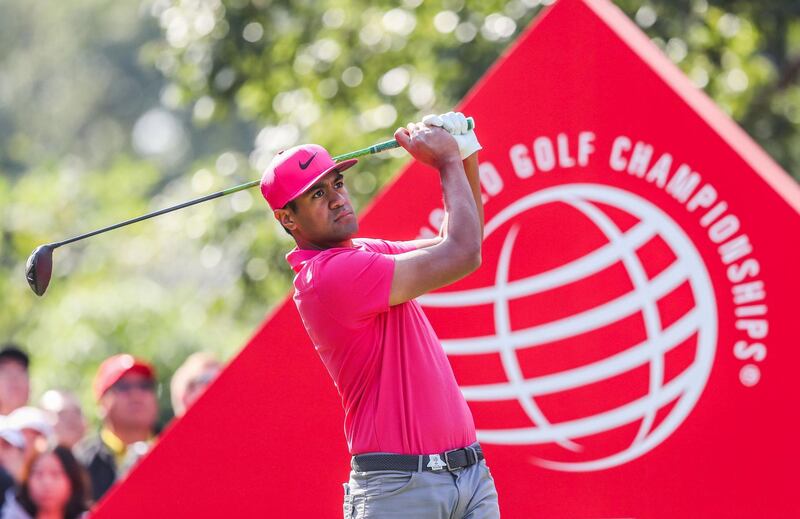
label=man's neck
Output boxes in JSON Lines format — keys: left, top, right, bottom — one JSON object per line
{"left": 36, "top": 509, "right": 63, "bottom": 519}
{"left": 294, "top": 236, "right": 353, "bottom": 250}
{"left": 104, "top": 424, "right": 151, "bottom": 446}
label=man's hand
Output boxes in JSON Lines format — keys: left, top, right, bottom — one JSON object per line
{"left": 394, "top": 122, "right": 461, "bottom": 171}
{"left": 422, "top": 112, "right": 482, "bottom": 160}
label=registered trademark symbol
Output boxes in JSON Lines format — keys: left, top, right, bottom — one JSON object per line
{"left": 739, "top": 364, "right": 761, "bottom": 387}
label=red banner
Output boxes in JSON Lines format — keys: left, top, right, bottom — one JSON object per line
{"left": 95, "top": 0, "right": 800, "bottom": 517}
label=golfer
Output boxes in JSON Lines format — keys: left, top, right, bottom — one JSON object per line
{"left": 261, "top": 112, "right": 499, "bottom": 518}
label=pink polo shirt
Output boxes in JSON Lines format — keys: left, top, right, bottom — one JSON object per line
{"left": 287, "top": 238, "right": 476, "bottom": 455}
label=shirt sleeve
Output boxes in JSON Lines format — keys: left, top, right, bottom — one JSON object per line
{"left": 355, "top": 237, "right": 418, "bottom": 255}
{"left": 313, "top": 248, "right": 395, "bottom": 326}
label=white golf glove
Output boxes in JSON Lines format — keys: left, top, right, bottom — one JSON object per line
{"left": 422, "top": 111, "right": 482, "bottom": 160}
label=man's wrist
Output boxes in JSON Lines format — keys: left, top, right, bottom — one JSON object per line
{"left": 437, "top": 156, "right": 465, "bottom": 173}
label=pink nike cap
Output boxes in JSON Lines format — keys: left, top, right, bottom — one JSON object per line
{"left": 260, "top": 144, "right": 358, "bottom": 211}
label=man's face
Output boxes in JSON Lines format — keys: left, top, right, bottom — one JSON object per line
{"left": 276, "top": 171, "right": 358, "bottom": 247}
{"left": 100, "top": 372, "right": 158, "bottom": 432}
{"left": 181, "top": 364, "right": 220, "bottom": 415}
{"left": 0, "top": 360, "right": 29, "bottom": 414}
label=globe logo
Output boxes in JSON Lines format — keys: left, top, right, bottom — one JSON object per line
{"left": 419, "top": 184, "right": 718, "bottom": 472}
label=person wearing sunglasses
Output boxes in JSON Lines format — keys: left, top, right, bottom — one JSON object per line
{"left": 170, "top": 352, "right": 221, "bottom": 418}
{"left": 73, "top": 354, "right": 158, "bottom": 503}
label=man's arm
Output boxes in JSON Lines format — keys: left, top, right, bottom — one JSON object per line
{"left": 462, "top": 153, "right": 484, "bottom": 240}
{"left": 388, "top": 124, "right": 482, "bottom": 306}
{"left": 399, "top": 152, "right": 483, "bottom": 250}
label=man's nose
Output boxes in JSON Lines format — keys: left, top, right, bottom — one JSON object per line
{"left": 330, "top": 190, "right": 346, "bottom": 207}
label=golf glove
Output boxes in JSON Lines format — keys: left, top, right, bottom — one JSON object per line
{"left": 423, "top": 112, "right": 482, "bottom": 160}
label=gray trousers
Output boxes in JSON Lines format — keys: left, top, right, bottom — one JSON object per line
{"left": 343, "top": 459, "right": 500, "bottom": 518}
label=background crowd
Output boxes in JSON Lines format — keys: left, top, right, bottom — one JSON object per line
{"left": 0, "top": 344, "right": 221, "bottom": 518}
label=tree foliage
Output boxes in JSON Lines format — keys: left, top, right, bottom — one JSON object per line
{"left": 1, "top": 0, "right": 797, "bottom": 424}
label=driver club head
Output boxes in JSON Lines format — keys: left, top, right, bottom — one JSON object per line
{"left": 26, "top": 244, "right": 55, "bottom": 296}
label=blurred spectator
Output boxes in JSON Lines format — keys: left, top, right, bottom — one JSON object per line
{"left": 0, "top": 419, "right": 25, "bottom": 509}
{"left": 1, "top": 445, "right": 89, "bottom": 519}
{"left": 73, "top": 354, "right": 158, "bottom": 502}
{"left": 0, "top": 346, "right": 30, "bottom": 416}
{"left": 5, "top": 408, "right": 53, "bottom": 470}
{"left": 39, "top": 392, "right": 86, "bottom": 450}
{"left": 170, "top": 353, "right": 222, "bottom": 417}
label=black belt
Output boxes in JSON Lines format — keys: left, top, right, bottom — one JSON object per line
{"left": 352, "top": 446, "right": 483, "bottom": 473}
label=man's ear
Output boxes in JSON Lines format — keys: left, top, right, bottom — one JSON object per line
{"left": 274, "top": 208, "right": 297, "bottom": 232}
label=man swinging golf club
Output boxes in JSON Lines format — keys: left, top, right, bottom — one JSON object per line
{"left": 261, "top": 112, "right": 499, "bottom": 518}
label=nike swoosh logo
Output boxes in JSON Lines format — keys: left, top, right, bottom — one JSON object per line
{"left": 299, "top": 152, "right": 318, "bottom": 170}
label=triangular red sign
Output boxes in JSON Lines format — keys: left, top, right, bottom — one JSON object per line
{"left": 95, "top": 0, "right": 800, "bottom": 516}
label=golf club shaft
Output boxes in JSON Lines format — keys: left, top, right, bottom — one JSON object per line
{"left": 50, "top": 117, "right": 474, "bottom": 249}
{"left": 52, "top": 181, "right": 260, "bottom": 248}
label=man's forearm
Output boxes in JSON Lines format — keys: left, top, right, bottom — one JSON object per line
{"left": 462, "top": 153, "right": 484, "bottom": 240}
{"left": 437, "top": 154, "right": 482, "bottom": 240}
{"left": 439, "top": 159, "right": 481, "bottom": 262}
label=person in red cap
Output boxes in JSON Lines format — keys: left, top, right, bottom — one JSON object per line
{"left": 263, "top": 112, "right": 499, "bottom": 518}
{"left": 73, "top": 354, "right": 158, "bottom": 503}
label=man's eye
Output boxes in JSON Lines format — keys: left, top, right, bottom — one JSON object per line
{"left": 312, "top": 190, "right": 323, "bottom": 198}
{"left": 335, "top": 181, "right": 344, "bottom": 188}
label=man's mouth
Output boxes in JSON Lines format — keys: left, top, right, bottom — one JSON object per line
{"left": 334, "top": 210, "right": 353, "bottom": 222}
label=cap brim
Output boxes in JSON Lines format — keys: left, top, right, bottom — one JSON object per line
{"left": 283, "top": 158, "right": 358, "bottom": 207}
{"left": 0, "top": 430, "right": 25, "bottom": 450}
{"left": 19, "top": 422, "right": 52, "bottom": 437}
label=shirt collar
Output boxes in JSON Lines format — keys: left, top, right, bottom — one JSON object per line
{"left": 100, "top": 427, "right": 127, "bottom": 458}
{"left": 286, "top": 247, "right": 322, "bottom": 273}
{"left": 100, "top": 427, "right": 155, "bottom": 467}
{"left": 286, "top": 242, "right": 360, "bottom": 273}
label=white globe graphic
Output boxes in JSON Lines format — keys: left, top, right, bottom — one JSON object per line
{"left": 419, "top": 184, "right": 718, "bottom": 472}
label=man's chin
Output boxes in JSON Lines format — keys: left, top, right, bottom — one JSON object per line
{"left": 338, "top": 219, "right": 358, "bottom": 238}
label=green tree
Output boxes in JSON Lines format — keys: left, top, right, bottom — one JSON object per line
{"left": 149, "top": 0, "right": 800, "bottom": 181}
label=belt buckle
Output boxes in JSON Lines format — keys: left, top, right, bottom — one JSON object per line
{"left": 443, "top": 449, "right": 461, "bottom": 472}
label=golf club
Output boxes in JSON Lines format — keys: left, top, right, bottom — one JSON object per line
{"left": 26, "top": 117, "right": 474, "bottom": 296}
